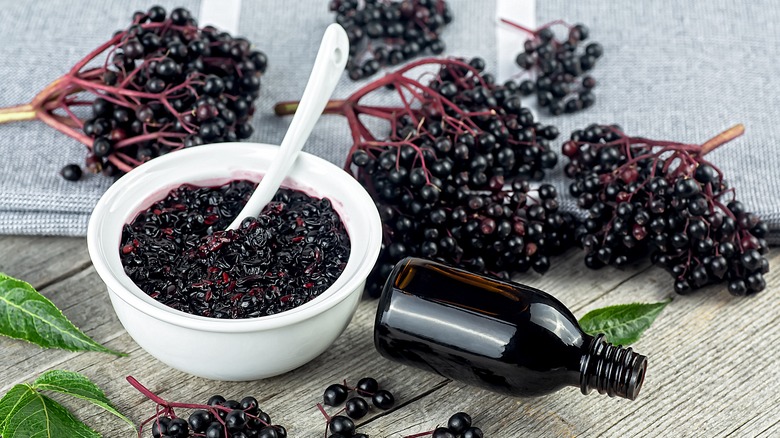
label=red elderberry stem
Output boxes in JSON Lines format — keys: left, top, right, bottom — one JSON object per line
{"left": 127, "top": 376, "right": 170, "bottom": 407}
{"left": 500, "top": 17, "right": 537, "bottom": 35}
{"left": 36, "top": 110, "right": 93, "bottom": 145}
{"left": 316, "top": 402, "right": 332, "bottom": 422}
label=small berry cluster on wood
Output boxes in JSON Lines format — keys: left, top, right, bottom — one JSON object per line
{"left": 128, "top": 376, "right": 287, "bottom": 438}
{"left": 320, "top": 377, "right": 395, "bottom": 437}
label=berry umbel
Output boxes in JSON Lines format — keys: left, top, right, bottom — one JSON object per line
{"left": 564, "top": 124, "right": 769, "bottom": 296}
{"left": 275, "top": 58, "right": 575, "bottom": 297}
{"left": 0, "top": 6, "right": 267, "bottom": 180}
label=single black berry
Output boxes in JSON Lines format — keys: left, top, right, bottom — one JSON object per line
{"left": 356, "top": 377, "right": 379, "bottom": 396}
{"left": 329, "top": 415, "right": 356, "bottom": 435}
{"left": 60, "top": 164, "right": 82, "bottom": 181}
{"left": 371, "top": 389, "right": 395, "bottom": 409}
{"left": 323, "top": 384, "right": 350, "bottom": 406}
{"left": 345, "top": 397, "right": 370, "bottom": 419}
{"left": 188, "top": 410, "right": 213, "bottom": 433}
{"left": 448, "top": 412, "right": 472, "bottom": 434}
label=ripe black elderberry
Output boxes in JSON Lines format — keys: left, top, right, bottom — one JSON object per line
{"left": 276, "top": 58, "right": 575, "bottom": 297}
{"left": 120, "top": 180, "right": 350, "bottom": 318}
{"left": 504, "top": 19, "right": 602, "bottom": 115}
{"left": 564, "top": 124, "right": 769, "bottom": 296}
{"left": 60, "top": 163, "right": 83, "bottom": 181}
{"left": 0, "top": 6, "right": 267, "bottom": 181}
{"left": 330, "top": 0, "right": 453, "bottom": 80}
{"left": 403, "top": 412, "right": 484, "bottom": 438}
{"left": 324, "top": 384, "right": 350, "bottom": 406}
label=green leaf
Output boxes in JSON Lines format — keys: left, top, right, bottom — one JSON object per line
{"left": 32, "top": 370, "right": 132, "bottom": 426}
{"left": 579, "top": 300, "right": 671, "bottom": 345}
{"left": 0, "top": 272, "right": 125, "bottom": 356}
{"left": 0, "top": 384, "right": 99, "bottom": 438}
{"left": 0, "top": 385, "right": 33, "bottom": 432}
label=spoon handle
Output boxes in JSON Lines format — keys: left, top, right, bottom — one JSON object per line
{"left": 228, "top": 24, "right": 349, "bottom": 230}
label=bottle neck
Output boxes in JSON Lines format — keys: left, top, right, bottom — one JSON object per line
{"left": 579, "top": 334, "right": 648, "bottom": 400}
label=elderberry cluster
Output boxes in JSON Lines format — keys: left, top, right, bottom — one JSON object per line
{"left": 121, "top": 181, "right": 350, "bottom": 318}
{"left": 330, "top": 0, "right": 452, "bottom": 80}
{"left": 515, "top": 23, "right": 602, "bottom": 115}
{"left": 349, "top": 59, "right": 574, "bottom": 296}
{"left": 564, "top": 124, "right": 769, "bottom": 296}
{"left": 62, "top": 5, "right": 267, "bottom": 180}
{"left": 149, "top": 395, "right": 286, "bottom": 438}
{"left": 432, "top": 412, "right": 484, "bottom": 438}
{"left": 321, "top": 377, "right": 395, "bottom": 437}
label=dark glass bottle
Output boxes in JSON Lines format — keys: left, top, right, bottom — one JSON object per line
{"left": 374, "top": 257, "right": 648, "bottom": 400}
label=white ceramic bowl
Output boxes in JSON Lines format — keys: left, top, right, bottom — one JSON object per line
{"left": 88, "top": 142, "right": 382, "bottom": 380}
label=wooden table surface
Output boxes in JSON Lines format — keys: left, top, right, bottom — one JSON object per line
{"left": 0, "top": 235, "right": 778, "bottom": 437}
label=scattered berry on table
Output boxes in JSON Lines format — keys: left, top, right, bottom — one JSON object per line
{"left": 329, "top": 0, "right": 453, "bottom": 80}
{"left": 120, "top": 180, "right": 350, "bottom": 318}
{"left": 563, "top": 124, "right": 769, "bottom": 296}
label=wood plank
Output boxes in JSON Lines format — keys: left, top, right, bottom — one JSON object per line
{"left": 0, "top": 235, "right": 777, "bottom": 437}
{"left": 0, "top": 235, "right": 91, "bottom": 288}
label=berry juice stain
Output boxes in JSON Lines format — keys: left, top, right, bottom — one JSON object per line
{"left": 120, "top": 180, "right": 350, "bottom": 319}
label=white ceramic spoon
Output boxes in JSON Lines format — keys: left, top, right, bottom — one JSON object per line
{"left": 228, "top": 24, "right": 349, "bottom": 230}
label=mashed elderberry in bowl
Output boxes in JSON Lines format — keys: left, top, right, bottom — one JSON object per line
{"left": 87, "top": 142, "right": 382, "bottom": 380}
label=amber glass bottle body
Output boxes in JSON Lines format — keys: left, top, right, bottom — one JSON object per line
{"left": 374, "top": 257, "right": 647, "bottom": 400}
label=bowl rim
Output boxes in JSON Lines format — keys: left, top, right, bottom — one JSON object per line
{"left": 87, "top": 142, "right": 382, "bottom": 333}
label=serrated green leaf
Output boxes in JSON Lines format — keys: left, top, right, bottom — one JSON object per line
{"left": 0, "top": 384, "right": 99, "bottom": 438}
{"left": 0, "top": 272, "right": 125, "bottom": 356}
{"left": 579, "top": 300, "right": 671, "bottom": 345}
{"left": 32, "top": 370, "right": 132, "bottom": 427}
{"left": 0, "top": 385, "right": 33, "bottom": 432}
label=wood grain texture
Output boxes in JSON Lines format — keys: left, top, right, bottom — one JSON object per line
{"left": 0, "top": 238, "right": 776, "bottom": 438}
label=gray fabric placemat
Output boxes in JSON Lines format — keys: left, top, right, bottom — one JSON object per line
{"left": 0, "top": 0, "right": 495, "bottom": 235}
{"left": 1, "top": 0, "right": 779, "bottom": 245}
